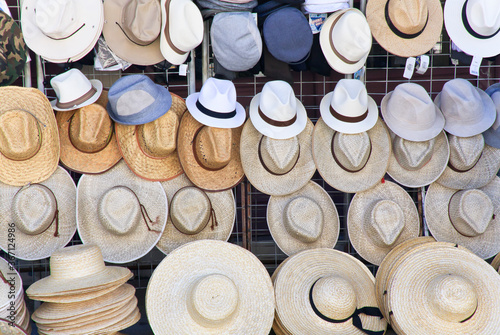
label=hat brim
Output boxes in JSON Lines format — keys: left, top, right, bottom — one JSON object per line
{"left": 484, "top": 83, "right": 500, "bottom": 149}
{"left": 0, "top": 258, "right": 23, "bottom": 309}
{"left": 51, "top": 80, "right": 103, "bottom": 112}
{"left": 312, "top": 117, "right": 391, "bottom": 193}
{"left": 185, "top": 92, "right": 246, "bottom": 129}
{"left": 0, "top": 319, "right": 28, "bottom": 335}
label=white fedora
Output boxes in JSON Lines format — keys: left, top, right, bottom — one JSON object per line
{"left": 50, "top": 69, "right": 103, "bottom": 112}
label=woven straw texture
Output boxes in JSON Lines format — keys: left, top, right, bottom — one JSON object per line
{"left": 491, "top": 252, "right": 500, "bottom": 272}
{"left": 0, "top": 319, "right": 27, "bottom": 335}
{"left": 0, "top": 257, "right": 22, "bottom": 309}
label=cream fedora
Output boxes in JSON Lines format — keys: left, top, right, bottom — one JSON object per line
{"left": 50, "top": 69, "right": 103, "bottom": 112}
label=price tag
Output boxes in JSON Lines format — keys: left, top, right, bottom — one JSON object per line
{"left": 354, "top": 67, "right": 365, "bottom": 80}
{"left": 470, "top": 55, "right": 482, "bottom": 76}
{"left": 415, "top": 55, "right": 430, "bottom": 74}
{"left": 309, "top": 14, "right": 327, "bottom": 34}
{"left": 179, "top": 64, "right": 188, "bottom": 76}
{"left": 403, "top": 57, "right": 416, "bottom": 79}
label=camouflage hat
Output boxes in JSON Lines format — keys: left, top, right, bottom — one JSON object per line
{"left": 0, "top": 10, "right": 27, "bottom": 86}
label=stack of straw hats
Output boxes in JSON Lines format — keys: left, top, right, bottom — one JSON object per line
{"left": 0, "top": 257, "right": 30, "bottom": 333}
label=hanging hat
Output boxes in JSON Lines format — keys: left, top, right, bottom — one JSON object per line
{"left": 77, "top": 160, "right": 168, "bottom": 263}
{"left": 267, "top": 181, "right": 339, "bottom": 256}
{"left": 347, "top": 180, "right": 420, "bottom": 266}
{"left": 107, "top": 74, "right": 172, "bottom": 125}
{"left": 0, "top": 11, "right": 27, "bottom": 86}
{"left": 115, "top": 92, "right": 185, "bottom": 181}
{"left": 0, "top": 257, "right": 23, "bottom": 311}
{"left": 146, "top": 240, "right": 275, "bottom": 334}
{"left": 177, "top": 112, "right": 244, "bottom": 191}
{"left": 435, "top": 133, "right": 500, "bottom": 190}
{"left": 50, "top": 69, "right": 103, "bottom": 112}
{"left": 320, "top": 79, "right": 378, "bottom": 134}
{"left": 425, "top": 177, "right": 500, "bottom": 259}
{"left": 313, "top": 117, "right": 391, "bottom": 193}
{"left": 0, "top": 166, "right": 76, "bottom": 261}
{"left": 0, "top": 87, "right": 59, "bottom": 186}
{"left": 156, "top": 173, "right": 235, "bottom": 255}
{"left": 302, "top": 0, "right": 349, "bottom": 14}
{"left": 0, "top": 319, "right": 27, "bottom": 335}
{"left": 366, "top": 0, "right": 443, "bottom": 57}
{"left": 273, "top": 248, "right": 387, "bottom": 335}
{"left": 482, "top": 83, "right": 500, "bottom": 149}
{"left": 21, "top": 0, "right": 104, "bottom": 63}
{"left": 185, "top": 77, "right": 246, "bottom": 128}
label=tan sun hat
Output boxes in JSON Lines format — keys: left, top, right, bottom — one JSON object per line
{"left": 0, "top": 87, "right": 59, "bottom": 186}
{"left": 348, "top": 180, "right": 421, "bottom": 266}
{"left": 77, "top": 160, "right": 168, "bottom": 264}
{"left": 425, "top": 177, "right": 500, "bottom": 259}
{"left": 0, "top": 319, "right": 28, "bottom": 335}
{"left": 156, "top": 173, "right": 235, "bottom": 255}
{"left": 115, "top": 92, "right": 186, "bottom": 181}
{"left": 313, "top": 117, "right": 391, "bottom": 193}
{"left": 177, "top": 112, "right": 244, "bottom": 192}
{"left": 267, "top": 181, "right": 339, "bottom": 256}
{"left": 146, "top": 240, "right": 275, "bottom": 335}
{"left": 28, "top": 281, "right": 128, "bottom": 304}
{"left": 273, "top": 248, "right": 387, "bottom": 335}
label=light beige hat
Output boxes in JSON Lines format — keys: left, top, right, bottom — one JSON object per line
{"left": 0, "top": 319, "right": 28, "bottom": 335}
{"left": 425, "top": 177, "right": 500, "bottom": 259}
{"left": 313, "top": 117, "right": 391, "bottom": 193}
{"left": 50, "top": 69, "right": 103, "bottom": 112}
{"left": 348, "top": 180, "right": 421, "bottom": 266}
{"left": 436, "top": 133, "right": 500, "bottom": 190}
{"left": 156, "top": 173, "right": 235, "bottom": 255}
{"left": 267, "top": 181, "right": 339, "bottom": 256}
{"left": 146, "top": 240, "right": 275, "bottom": 335}
{"left": 28, "top": 281, "right": 128, "bottom": 304}
{"left": 0, "top": 257, "right": 23, "bottom": 310}
{"left": 0, "top": 166, "right": 76, "bottom": 261}
{"left": 491, "top": 252, "right": 500, "bottom": 272}
{"left": 77, "top": 160, "right": 168, "bottom": 264}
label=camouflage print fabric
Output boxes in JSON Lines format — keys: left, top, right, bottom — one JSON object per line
{"left": 0, "top": 10, "right": 27, "bottom": 86}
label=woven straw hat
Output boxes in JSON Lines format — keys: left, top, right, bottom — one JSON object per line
{"left": 0, "top": 257, "right": 23, "bottom": 310}
{"left": 0, "top": 87, "right": 59, "bottom": 186}
{"left": 267, "top": 181, "right": 339, "bottom": 256}
{"left": 156, "top": 173, "right": 235, "bottom": 255}
{"left": 435, "top": 133, "right": 500, "bottom": 190}
{"left": 366, "top": 0, "right": 443, "bottom": 57}
{"left": 50, "top": 69, "right": 103, "bottom": 112}
{"left": 491, "top": 252, "right": 500, "bottom": 272}
{"left": 273, "top": 248, "right": 387, "bottom": 335}
{"left": 313, "top": 117, "right": 391, "bottom": 193}
{"left": 177, "top": 112, "right": 244, "bottom": 192}
{"left": 425, "top": 177, "right": 500, "bottom": 259}
{"left": 240, "top": 118, "right": 316, "bottom": 196}
{"left": 146, "top": 240, "right": 275, "bottom": 334}
{"left": 484, "top": 83, "right": 500, "bottom": 149}
{"left": 28, "top": 282, "right": 128, "bottom": 304}
{"left": 0, "top": 319, "right": 27, "bottom": 335}
{"left": 115, "top": 92, "right": 185, "bottom": 181}
{"left": 77, "top": 160, "right": 167, "bottom": 263}
{"left": 387, "top": 129, "right": 449, "bottom": 188}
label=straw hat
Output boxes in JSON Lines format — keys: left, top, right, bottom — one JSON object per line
{"left": 240, "top": 118, "right": 316, "bottom": 196}
{"left": 50, "top": 69, "right": 103, "bottom": 112}
{"left": 267, "top": 181, "right": 339, "bottom": 256}
{"left": 425, "top": 177, "right": 500, "bottom": 259}
{"left": 115, "top": 92, "right": 185, "bottom": 181}
{"left": 366, "top": 0, "right": 443, "bottom": 57}
{"left": 273, "top": 248, "right": 387, "bottom": 335}
{"left": 387, "top": 130, "right": 450, "bottom": 188}
{"left": 146, "top": 240, "right": 275, "bottom": 334}
{"left": 483, "top": 83, "right": 500, "bottom": 149}
{"left": 77, "top": 160, "right": 168, "bottom": 263}
{"left": 0, "top": 87, "right": 59, "bottom": 186}
{"left": 491, "top": 252, "right": 500, "bottom": 272}
{"left": 313, "top": 117, "right": 391, "bottom": 193}
{"left": 0, "top": 320, "right": 27, "bottom": 335}
{"left": 156, "top": 173, "right": 235, "bottom": 255}
{"left": 435, "top": 133, "right": 500, "bottom": 190}
{"left": 177, "top": 112, "right": 244, "bottom": 192}
{"left": 0, "top": 257, "right": 23, "bottom": 310}
{"left": 28, "top": 282, "right": 128, "bottom": 304}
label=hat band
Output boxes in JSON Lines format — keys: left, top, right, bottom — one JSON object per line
{"left": 68, "top": 113, "right": 114, "bottom": 154}
{"left": 0, "top": 270, "right": 9, "bottom": 285}
{"left": 384, "top": 1, "right": 428, "bottom": 39}
{"left": 330, "top": 105, "right": 368, "bottom": 123}
{"left": 164, "top": 0, "right": 189, "bottom": 55}
{"left": 329, "top": 13, "right": 358, "bottom": 65}
{"left": 195, "top": 100, "right": 236, "bottom": 119}
{"left": 462, "top": 0, "right": 500, "bottom": 39}
{"left": 258, "top": 136, "right": 301, "bottom": 176}
{"left": 447, "top": 152, "right": 482, "bottom": 173}
{"left": 258, "top": 108, "right": 297, "bottom": 127}
{"left": 309, "top": 279, "right": 385, "bottom": 335}
{"left": 46, "top": 23, "right": 85, "bottom": 41}
{"left": 115, "top": 22, "right": 157, "bottom": 47}
{"left": 117, "top": 186, "right": 162, "bottom": 233}
{"left": 331, "top": 132, "right": 372, "bottom": 173}
{"left": 56, "top": 86, "right": 97, "bottom": 109}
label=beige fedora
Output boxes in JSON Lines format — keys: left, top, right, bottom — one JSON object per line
{"left": 267, "top": 181, "right": 339, "bottom": 256}
{"left": 146, "top": 240, "right": 275, "bottom": 334}
{"left": 156, "top": 173, "right": 235, "bottom": 255}
{"left": 115, "top": 92, "right": 185, "bottom": 181}
{"left": 77, "top": 160, "right": 168, "bottom": 264}
{"left": 313, "top": 117, "right": 391, "bottom": 193}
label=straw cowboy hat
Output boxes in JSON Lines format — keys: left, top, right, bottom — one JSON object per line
{"left": 444, "top": 0, "right": 500, "bottom": 58}
{"left": 103, "top": 0, "right": 165, "bottom": 66}
{"left": 366, "top": 0, "right": 443, "bottom": 57}
{"left": 77, "top": 160, "right": 168, "bottom": 263}
{"left": 484, "top": 83, "right": 500, "bottom": 149}
{"left": 115, "top": 92, "right": 185, "bottom": 181}
{"left": 348, "top": 180, "right": 420, "bottom": 266}
{"left": 0, "top": 87, "right": 59, "bottom": 187}
{"left": 156, "top": 173, "right": 235, "bottom": 255}
{"left": 425, "top": 177, "right": 500, "bottom": 259}
{"left": 0, "top": 11, "right": 27, "bottom": 86}
{"left": 273, "top": 248, "right": 387, "bottom": 335}
{"left": 320, "top": 8, "right": 372, "bottom": 74}
{"left": 21, "top": 0, "right": 103, "bottom": 63}
{"left": 50, "top": 69, "right": 103, "bottom": 112}
{"left": 313, "top": 117, "right": 391, "bottom": 193}
{"left": 146, "top": 240, "right": 275, "bottom": 335}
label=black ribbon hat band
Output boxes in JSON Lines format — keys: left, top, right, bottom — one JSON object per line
{"left": 384, "top": 0, "right": 429, "bottom": 39}
{"left": 196, "top": 100, "right": 236, "bottom": 119}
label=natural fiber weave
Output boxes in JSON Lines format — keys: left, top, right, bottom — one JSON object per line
{"left": 0, "top": 319, "right": 28, "bottom": 335}
{"left": 491, "top": 252, "right": 500, "bottom": 272}
{"left": 28, "top": 282, "right": 128, "bottom": 303}
{"left": 0, "top": 257, "right": 22, "bottom": 309}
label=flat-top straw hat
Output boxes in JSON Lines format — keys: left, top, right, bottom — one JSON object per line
{"left": 50, "top": 69, "right": 103, "bottom": 112}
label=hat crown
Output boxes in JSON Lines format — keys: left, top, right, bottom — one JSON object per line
{"left": 388, "top": 0, "right": 428, "bottom": 35}
{"left": 311, "top": 276, "right": 357, "bottom": 321}
{"left": 393, "top": 135, "right": 435, "bottom": 171}
{"left": 466, "top": 0, "right": 500, "bottom": 37}
{"left": 137, "top": 110, "right": 179, "bottom": 158}
{"left": 0, "top": 110, "right": 41, "bottom": 161}
{"left": 449, "top": 189, "right": 493, "bottom": 237}
{"left": 50, "top": 244, "right": 107, "bottom": 280}
{"left": 121, "top": 0, "right": 161, "bottom": 45}
{"left": 331, "top": 10, "right": 372, "bottom": 62}
{"left": 198, "top": 78, "right": 237, "bottom": 113}
{"left": 440, "top": 79, "right": 485, "bottom": 123}
{"left": 259, "top": 81, "right": 298, "bottom": 123}
{"left": 168, "top": 0, "right": 204, "bottom": 51}
{"left": 12, "top": 184, "right": 56, "bottom": 235}
{"left": 170, "top": 187, "right": 211, "bottom": 235}
{"left": 98, "top": 186, "right": 141, "bottom": 235}
{"left": 448, "top": 134, "right": 484, "bottom": 171}
{"left": 51, "top": 69, "right": 94, "bottom": 105}
{"left": 283, "top": 196, "right": 324, "bottom": 243}
{"left": 490, "top": 92, "right": 500, "bottom": 131}
{"left": 194, "top": 127, "right": 232, "bottom": 170}
{"left": 35, "top": 0, "right": 80, "bottom": 39}
{"left": 366, "top": 200, "right": 405, "bottom": 247}
{"left": 331, "top": 79, "right": 368, "bottom": 118}
{"left": 69, "top": 104, "right": 113, "bottom": 153}
{"left": 333, "top": 132, "right": 371, "bottom": 171}
{"left": 260, "top": 136, "right": 300, "bottom": 175}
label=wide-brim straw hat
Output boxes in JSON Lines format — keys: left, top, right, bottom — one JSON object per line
{"left": 0, "top": 319, "right": 28, "bottom": 335}
{"left": 77, "top": 160, "right": 168, "bottom": 264}
{"left": 273, "top": 248, "right": 387, "bottom": 335}
{"left": 366, "top": 0, "right": 443, "bottom": 57}
{"left": 0, "top": 257, "right": 23, "bottom": 310}
{"left": 146, "top": 240, "right": 275, "bottom": 335}
{"left": 484, "top": 83, "right": 500, "bottom": 149}
{"left": 312, "top": 117, "right": 391, "bottom": 193}
{"left": 0, "top": 87, "right": 59, "bottom": 186}
{"left": 267, "top": 181, "right": 339, "bottom": 256}
{"left": 156, "top": 173, "right": 235, "bottom": 255}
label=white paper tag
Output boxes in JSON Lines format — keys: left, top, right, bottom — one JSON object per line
{"left": 179, "top": 64, "right": 188, "bottom": 76}
{"left": 470, "top": 56, "right": 482, "bottom": 76}
{"left": 252, "top": 13, "right": 258, "bottom": 26}
{"left": 415, "top": 55, "right": 430, "bottom": 74}
{"left": 309, "top": 14, "right": 327, "bottom": 34}
{"left": 403, "top": 57, "right": 416, "bottom": 79}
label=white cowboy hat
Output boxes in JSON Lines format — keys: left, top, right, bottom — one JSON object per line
{"left": 50, "top": 69, "right": 103, "bottom": 112}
